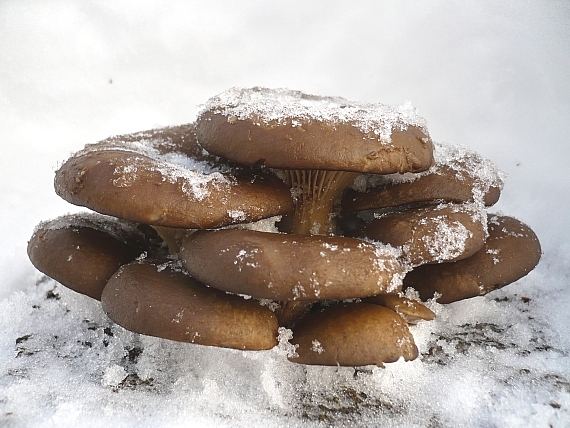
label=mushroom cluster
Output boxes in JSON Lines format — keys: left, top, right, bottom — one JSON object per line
{"left": 28, "top": 87, "right": 541, "bottom": 367}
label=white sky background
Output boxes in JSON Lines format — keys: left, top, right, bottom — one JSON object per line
{"left": 1, "top": 1, "right": 570, "bottom": 426}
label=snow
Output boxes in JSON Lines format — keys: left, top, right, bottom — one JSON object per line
{"left": 200, "top": 87, "right": 428, "bottom": 142}
{"left": 1, "top": 1, "right": 569, "bottom": 427}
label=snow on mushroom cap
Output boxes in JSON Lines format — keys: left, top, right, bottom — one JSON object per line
{"left": 109, "top": 154, "right": 232, "bottom": 202}
{"left": 199, "top": 87, "right": 429, "bottom": 143}
{"left": 358, "top": 142, "right": 505, "bottom": 198}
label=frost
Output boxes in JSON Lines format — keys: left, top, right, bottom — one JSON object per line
{"left": 34, "top": 212, "right": 147, "bottom": 247}
{"left": 234, "top": 247, "right": 260, "bottom": 271}
{"left": 420, "top": 216, "right": 472, "bottom": 262}
{"left": 200, "top": 87, "right": 429, "bottom": 144}
{"left": 231, "top": 215, "right": 282, "bottom": 233}
{"left": 276, "top": 327, "right": 298, "bottom": 358}
{"left": 228, "top": 209, "right": 247, "bottom": 221}
{"left": 354, "top": 141, "right": 505, "bottom": 207}
{"left": 311, "top": 340, "right": 325, "bottom": 354}
{"left": 101, "top": 364, "right": 128, "bottom": 387}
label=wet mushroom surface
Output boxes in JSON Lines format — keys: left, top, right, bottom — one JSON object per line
{"left": 27, "top": 87, "right": 541, "bottom": 368}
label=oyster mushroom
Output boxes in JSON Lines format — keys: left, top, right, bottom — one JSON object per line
{"left": 404, "top": 215, "right": 542, "bottom": 303}
{"left": 363, "top": 294, "right": 435, "bottom": 324}
{"left": 195, "top": 87, "right": 433, "bottom": 323}
{"left": 180, "top": 228, "right": 403, "bottom": 301}
{"left": 54, "top": 124, "right": 294, "bottom": 252}
{"left": 195, "top": 87, "right": 434, "bottom": 236}
{"left": 342, "top": 142, "right": 504, "bottom": 214}
{"left": 289, "top": 303, "right": 418, "bottom": 366}
{"left": 27, "top": 213, "right": 162, "bottom": 300}
{"left": 101, "top": 259, "right": 279, "bottom": 350}
{"left": 352, "top": 202, "right": 487, "bottom": 266}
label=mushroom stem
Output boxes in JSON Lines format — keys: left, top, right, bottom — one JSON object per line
{"left": 277, "top": 169, "right": 358, "bottom": 327}
{"left": 282, "top": 169, "right": 359, "bottom": 236}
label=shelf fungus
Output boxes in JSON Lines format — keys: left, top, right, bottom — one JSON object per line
{"left": 102, "top": 259, "right": 279, "bottom": 350}
{"left": 28, "top": 87, "right": 541, "bottom": 368}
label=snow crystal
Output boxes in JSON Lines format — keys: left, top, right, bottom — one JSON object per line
{"left": 200, "top": 87, "right": 429, "bottom": 144}
{"left": 110, "top": 154, "right": 232, "bottom": 202}
{"left": 229, "top": 215, "right": 282, "bottom": 233}
{"left": 311, "top": 340, "right": 325, "bottom": 354}
{"left": 420, "top": 218, "right": 472, "bottom": 261}
{"left": 228, "top": 209, "right": 247, "bottom": 222}
{"left": 101, "top": 364, "right": 128, "bottom": 387}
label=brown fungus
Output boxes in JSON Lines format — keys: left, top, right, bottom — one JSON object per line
{"left": 54, "top": 124, "right": 294, "bottom": 253}
{"left": 352, "top": 202, "right": 487, "bottom": 267}
{"left": 342, "top": 142, "right": 504, "bottom": 214}
{"left": 195, "top": 87, "right": 434, "bottom": 236}
{"left": 26, "top": 87, "right": 543, "bottom": 369}
{"left": 195, "top": 87, "right": 433, "bottom": 324}
{"left": 363, "top": 293, "right": 436, "bottom": 324}
{"left": 27, "top": 213, "right": 162, "bottom": 300}
{"left": 101, "top": 259, "right": 279, "bottom": 350}
{"left": 289, "top": 303, "right": 418, "bottom": 366}
{"left": 404, "top": 215, "right": 542, "bottom": 304}
{"left": 180, "top": 228, "right": 403, "bottom": 301}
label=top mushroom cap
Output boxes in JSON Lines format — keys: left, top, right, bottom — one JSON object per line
{"left": 195, "top": 87, "right": 434, "bottom": 174}
{"left": 54, "top": 125, "right": 294, "bottom": 229}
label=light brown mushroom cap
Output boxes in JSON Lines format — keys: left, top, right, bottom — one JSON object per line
{"left": 101, "top": 259, "right": 279, "bottom": 350}
{"left": 195, "top": 87, "right": 434, "bottom": 174}
{"left": 343, "top": 142, "right": 504, "bottom": 213}
{"left": 180, "top": 229, "right": 403, "bottom": 301}
{"left": 404, "top": 215, "right": 542, "bottom": 304}
{"left": 353, "top": 203, "right": 487, "bottom": 266}
{"left": 363, "top": 294, "right": 436, "bottom": 323}
{"left": 27, "top": 213, "right": 159, "bottom": 300}
{"left": 289, "top": 303, "right": 418, "bottom": 366}
{"left": 55, "top": 149, "right": 293, "bottom": 229}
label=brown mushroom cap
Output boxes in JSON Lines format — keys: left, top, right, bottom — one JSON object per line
{"left": 363, "top": 294, "right": 436, "bottom": 323}
{"left": 101, "top": 259, "right": 279, "bottom": 350}
{"left": 180, "top": 229, "right": 403, "bottom": 301}
{"left": 404, "top": 215, "right": 542, "bottom": 303}
{"left": 91, "top": 123, "right": 218, "bottom": 163}
{"left": 55, "top": 149, "right": 293, "bottom": 229}
{"left": 289, "top": 303, "right": 418, "bottom": 366}
{"left": 352, "top": 203, "right": 487, "bottom": 266}
{"left": 342, "top": 142, "right": 504, "bottom": 213}
{"left": 27, "top": 213, "right": 158, "bottom": 300}
{"left": 196, "top": 87, "right": 434, "bottom": 174}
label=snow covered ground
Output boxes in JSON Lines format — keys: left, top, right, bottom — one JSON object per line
{"left": 1, "top": 1, "right": 569, "bottom": 426}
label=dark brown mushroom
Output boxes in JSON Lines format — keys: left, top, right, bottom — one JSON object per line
{"left": 404, "top": 215, "right": 542, "bottom": 303}
{"left": 195, "top": 87, "right": 433, "bottom": 323}
{"left": 27, "top": 213, "right": 161, "bottom": 300}
{"left": 289, "top": 303, "right": 418, "bottom": 366}
{"left": 55, "top": 149, "right": 293, "bottom": 231}
{"left": 101, "top": 259, "right": 279, "bottom": 350}
{"left": 352, "top": 203, "right": 487, "bottom": 266}
{"left": 195, "top": 87, "right": 434, "bottom": 236}
{"left": 179, "top": 228, "right": 403, "bottom": 301}
{"left": 363, "top": 294, "right": 435, "bottom": 324}
{"left": 342, "top": 142, "right": 504, "bottom": 214}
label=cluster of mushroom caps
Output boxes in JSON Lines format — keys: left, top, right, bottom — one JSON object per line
{"left": 28, "top": 88, "right": 541, "bottom": 367}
